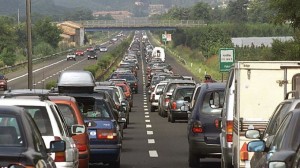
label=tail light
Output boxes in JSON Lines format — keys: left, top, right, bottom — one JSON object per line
{"left": 134, "top": 82, "right": 138, "bottom": 86}
{"left": 240, "top": 142, "right": 249, "bottom": 161}
{"left": 54, "top": 136, "right": 66, "bottom": 162}
{"left": 76, "top": 143, "right": 88, "bottom": 152}
{"left": 171, "top": 102, "right": 177, "bottom": 109}
{"left": 97, "top": 129, "right": 117, "bottom": 140}
{"left": 192, "top": 121, "right": 203, "bottom": 133}
{"left": 226, "top": 121, "right": 233, "bottom": 142}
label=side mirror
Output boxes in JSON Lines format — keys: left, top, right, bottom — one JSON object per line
{"left": 49, "top": 140, "right": 66, "bottom": 153}
{"left": 71, "top": 124, "right": 85, "bottom": 135}
{"left": 245, "top": 129, "right": 261, "bottom": 139}
{"left": 247, "top": 140, "right": 266, "bottom": 152}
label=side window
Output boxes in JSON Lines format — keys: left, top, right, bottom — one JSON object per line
{"left": 0, "top": 115, "right": 23, "bottom": 146}
{"left": 270, "top": 113, "right": 292, "bottom": 151}
{"left": 56, "top": 104, "right": 77, "bottom": 127}
{"left": 51, "top": 105, "right": 70, "bottom": 137}
{"left": 26, "top": 114, "right": 46, "bottom": 152}
{"left": 191, "top": 86, "right": 201, "bottom": 108}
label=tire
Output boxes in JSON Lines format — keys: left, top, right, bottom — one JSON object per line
{"left": 170, "top": 113, "right": 175, "bottom": 123}
{"left": 109, "top": 159, "right": 120, "bottom": 168}
{"left": 189, "top": 152, "right": 200, "bottom": 167}
{"left": 150, "top": 105, "right": 155, "bottom": 112}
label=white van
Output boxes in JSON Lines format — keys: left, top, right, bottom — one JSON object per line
{"left": 151, "top": 47, "right": 165, "bottom": 62}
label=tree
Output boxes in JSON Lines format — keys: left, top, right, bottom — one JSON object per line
{"left": 226, "top": 0, "right": 248, "bottom": 23}
{"left": 0, "top": 16, "right": 17, "bottom": 53}
{"left": 269, "top": 0, "right": 300, "bottom": 30}
{"left": 248, "top": 0, "right": 271, "bottom": 23}
{"left": 33, "top": 17, "right": 62, "bottom": 49}
{"left": 190, "top": 2, "right": 211, "bottom": 22}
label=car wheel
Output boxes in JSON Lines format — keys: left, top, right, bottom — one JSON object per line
{"left": 109, "top": 158, "right": 120, "bottom": 168}
{"left": 170, "top": 113, "right": 175, "bottom": 123}
{"left": 189, "top": 152, "right": 200, "bottom": 167}
{"left": 150, "top": 105, "right": 155, "bottom": 112}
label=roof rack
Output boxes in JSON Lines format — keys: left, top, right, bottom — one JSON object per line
{"left": 3, "top": 92, "right": 60, "bottom": 101}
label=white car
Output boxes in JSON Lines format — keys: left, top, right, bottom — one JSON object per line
{"left": 67, "top": 53, "right": 76, "bottom": 61}
{"left": 0, "top": 96, "right": 80, "bottom": 168}
{"left": 99, "top": 46, "right": 108, "bottom": 52}
{"left": 150, "top": 82, "right": 167, "bottom": 112}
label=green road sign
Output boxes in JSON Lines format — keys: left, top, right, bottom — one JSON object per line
{"left": 219, "top": 48, "right": 235, "bottom": 72}
{"left": 162, "top": 34, "right": 167, "bottom": 42}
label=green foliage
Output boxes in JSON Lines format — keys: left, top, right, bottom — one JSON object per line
{"left": 190, "top": 2, "right": 211, "bottom": 22}
{"left": 64, "top": 9, "right": 94, "bottom": 21}
{"left": 269, "top": 0, "right": 300, "bottom": 30}
{"left": 84, "top": 64, "right": 98, "bottom": 77}
{"left": 45, "top": 80, "right": 57, "bottom": 90}
{"left": 0, "top": 16, "right": 17, "bottom": 53}
{"left": 33, "top": 17, "right": 62, "bottom": 48}
{"left": 33, "top": 42, "right": 55, "bottom": 57}
{"left": 226, "top": 0, "right": 248, "bottom": 23}
{"left": 0, "top": 48, "right": 16, "bottom": 66}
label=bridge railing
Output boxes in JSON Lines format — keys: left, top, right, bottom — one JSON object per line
{"left": 78, "top": 20, "right": 206, "bottom": 28}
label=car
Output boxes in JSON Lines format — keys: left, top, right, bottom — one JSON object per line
{"left": 115, "top": 82, "right": 133, "bottom": 112}
{"left": 0, "top": 75, "right": 8, "bottom": 91}
{"left": 75, "top": 50, "right": 84, "bottom": 56}
{"left": 87, "top": 50, "right": 97, "bottom": 60}
{"left": 0, "top": 105, "right": 65, "bottom": 168}
{"left": 245, "top": 90, "right": 300, "bottom": 168}
{"left": 158, "top": 79, "right": 196, "bottom": 117}
{"left": 0, "top": 93, "right": 81, "bottom": 168}
{"left": 167, "top": 85, "right": 195, "bottom": 123}
{"left": 67, "top": 52, "right": 76, "bottom": 61}
{"left": 110, "top": 73, "right": 139, "bottom": 94}
{"left": 86, "top": 47, "right": 94, "bottom": 52}
{"left": 246, "top": 108, "right": 300, "bottom": 168}
{"left": 49, "top": 95, "right": 90, "bottom": 168}
{"left": 184, "top": 82, "right": 225, "bottom": 167}
{"left": 99, "top": 46, "right": 108, "bottom": 52}
{"left": 149, "top": 81, "right": 168, "bottom": 112}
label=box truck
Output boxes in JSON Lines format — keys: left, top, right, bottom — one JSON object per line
{"left": 222, "top": 61, "right": 300, "bottom": 168}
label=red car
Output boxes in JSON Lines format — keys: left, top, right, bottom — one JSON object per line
{"left": 75, "top": 50, "right": 84, "bottom": 56}
{"left": 0, "top": 75, "right": 8, "bottom": 90}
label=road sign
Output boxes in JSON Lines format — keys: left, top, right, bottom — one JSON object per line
{"left": 166, "top": 34, "right": 172, "bottom": 41}
{"left": 219, "top": 48, "right": 235, "bottom": 72}
{"left": 162, "top": 34, "right": 167, "bottom": 42}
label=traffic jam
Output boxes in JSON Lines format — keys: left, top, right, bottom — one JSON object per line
{"left": 0, "top": 31, "right": 299, "bottom": 168}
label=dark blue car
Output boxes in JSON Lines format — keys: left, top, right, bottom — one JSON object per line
{"left": 72, "top": 95, "right": 124, "bottom": 167}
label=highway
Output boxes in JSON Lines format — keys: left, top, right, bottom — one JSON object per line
{"left": 2, "top": 37, "right": 221, "bottom": 168}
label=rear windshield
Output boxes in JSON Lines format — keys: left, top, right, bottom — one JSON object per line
{"left": 167, "top": 83, "right": 195, "bottom": 93}
{"left": 201, "top": 91, "right": 225, "bottom": 114}
{"left": 75, "top": 97, "right": 112, "bottom": 119}
{"left": 22, "top": 106, "right": 54, "bottom": 136}
{"left": 174, "top": 88, "right": 195, "bottom": 100}
{"left": 0, "top": 115, "right": 24, "bottom": 147}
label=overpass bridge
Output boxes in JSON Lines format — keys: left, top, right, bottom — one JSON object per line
{"left": 76, "top": 19, "right": 206, "bottom": 31}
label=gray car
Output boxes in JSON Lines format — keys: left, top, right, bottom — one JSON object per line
{"left": 184, "top": 82, "right": 225, "bottom": 167}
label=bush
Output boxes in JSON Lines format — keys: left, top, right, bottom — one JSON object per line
{"left": 45, "top": 80, "right": 57, "bottom": 89}
{"left": 33, "top": 42, "right": 54, "bottom": 57}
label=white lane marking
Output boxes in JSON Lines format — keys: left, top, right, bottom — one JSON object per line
{"left": 145, "top": 115, "right": 149, "bottom": 118}
{"left": 145, "top": 112, "right": 149, "bottom": 114}
{"left": 144, "top": 103, "right": 147, "bottom": 105}
{"left": 149, "top": 150, "right": 158, "bottom": 157}
{"left": 148, "top": 139, "right": 155, "bottom": 144}
{"left": 144, "top": 106, "right": 148, "bottom": 108}
{"left": 146, "top": 124, "right": 152, "bottom": 128}
{"left": 147, "top": 131, "right": 153, "bottom": 135}
{"left": 145, "top": 120, "right": 150, "bottom": 122}
{"left": 144, "top": 108, "right": 148, "bottom": 111}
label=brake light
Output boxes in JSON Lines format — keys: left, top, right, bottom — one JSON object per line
{"left": 54, "top": 136, "right": 66, "bottom": 162}
{"left": 134, "top": 82, "right": 137, "bottom": 86}
{"left": 76, "top": 143, "right": 87, "bottom": 152}
{"left": 240, "top": 142, "right": 248, "bottom": 161}
{"left": 97, "top": 130, "right": 117, "bottom": 140}
{"left": 192, "top": 121, "right": 203, "bottom": 133}
{"left": 226, "top": 121, "right": 233, "bottom": 142}
{"left": 172, "top": 102, "right": 177, "bottom": 109}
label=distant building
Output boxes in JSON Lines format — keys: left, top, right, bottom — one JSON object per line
{"left": 57, "top": 21, "right": 84, "bottom": 47}
{"left": 148, "top": 4, "right": 165, "bottom": 16}
{"left": 93, "top": 11, "right": 133, "bottom": 20}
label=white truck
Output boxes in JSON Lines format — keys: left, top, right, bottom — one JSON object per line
{"left": 227, "top": 61, "right": 300, "bottom": 168}
{"left": 151, "top": 47, "right": 165, "bottom": 62}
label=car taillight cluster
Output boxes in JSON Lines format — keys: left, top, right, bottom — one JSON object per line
{"left": 76, "top": 143, "right": 88, "bottom": 152}
{"left": 54, "top": 136, "right": 66, "bottom": 162}
{"left": 171, "top": 102, "right": 177, "bottom": 109}
{"left": 97, "top": 129, "right": 117, "bottom": 140}
{"left": 226, "top": 121, "right": 233, "bottom": 142}
{"left": 192, "top": 121, "right": 203, "bottom": 133}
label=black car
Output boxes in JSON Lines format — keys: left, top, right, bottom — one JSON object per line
{"left": 247, "top": 108, "right": 300, "bottom": 168}
{"left": 0, "top": 105, "right": 65, "bottom": 168}
{"left": 184, "top": 82, "right": 225, "bottom": 167}
{"left": 87, "top": 50, "right": 97, "bottom": 60}
{"left": 110, "top": 73, "right": 139, "bottom": 94}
